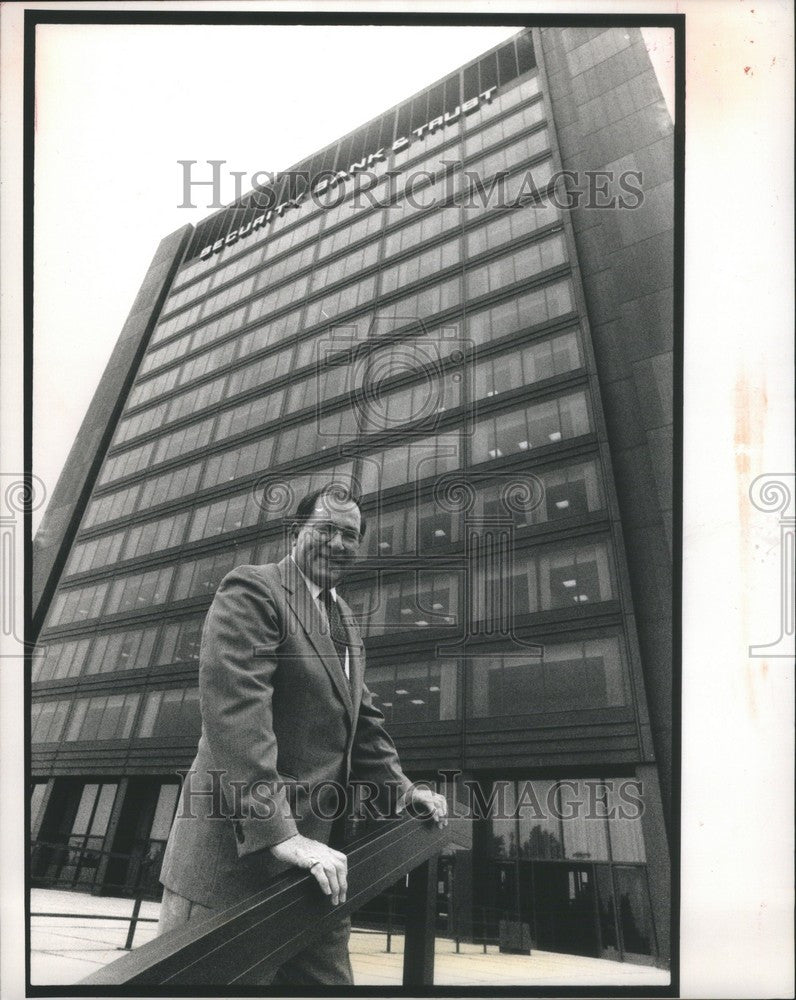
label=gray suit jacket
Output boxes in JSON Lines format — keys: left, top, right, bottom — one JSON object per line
{"left": 159, "top": 557, "right": 412, "bottom": 908}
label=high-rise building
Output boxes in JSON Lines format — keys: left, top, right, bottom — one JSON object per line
{"left": 30, "top": 26, "right": 674, "bottom": 968}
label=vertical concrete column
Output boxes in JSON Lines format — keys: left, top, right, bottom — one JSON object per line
{"left": 94, "top": 776, "right": 130, "bottom": 895}
{"left": 30, "top": 777, "right": 56, "bottom": 840}
{"left": 637, "top": 763, "right": 671, "bottom": 966}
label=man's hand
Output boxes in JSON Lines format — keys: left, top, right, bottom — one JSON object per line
{"left": 398, "top": 785, "right": 448, "bottom": 828}
{"left": 270, "top": 834, "right": 348, "bottom": 905}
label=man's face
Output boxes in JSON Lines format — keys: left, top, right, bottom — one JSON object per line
{"left": 292, "top": 496, "right": 362, "bottom": 589}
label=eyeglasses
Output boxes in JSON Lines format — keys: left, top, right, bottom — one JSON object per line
{"left": 309, "top": 521, "right": 361, "bottom": 547}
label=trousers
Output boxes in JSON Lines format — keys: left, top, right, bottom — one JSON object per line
{"left": 157, "top": 886, "right": 354, "bottom": 985}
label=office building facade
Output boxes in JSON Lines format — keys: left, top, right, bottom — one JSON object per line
{"left": 30, "top": 26, "right": 674, "bottom": 967}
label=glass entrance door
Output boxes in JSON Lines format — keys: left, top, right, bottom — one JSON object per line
{"left": 532, "top": 862, "right": 599, "bottom": 957}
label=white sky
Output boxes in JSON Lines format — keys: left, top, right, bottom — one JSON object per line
{"left": 32, "top": 23, "right": 673, "bottom": 532}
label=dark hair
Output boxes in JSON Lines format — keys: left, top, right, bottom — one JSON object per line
{"left": 293, "top": 484, "right": 367, "bottom": 539}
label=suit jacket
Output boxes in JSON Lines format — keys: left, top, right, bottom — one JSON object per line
{"left": 159, "top": 557, "right": 412, "bottom": 908}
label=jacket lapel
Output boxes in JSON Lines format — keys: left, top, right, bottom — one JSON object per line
{"left": 278, "top": 556, "right": 354, "bottom": 720}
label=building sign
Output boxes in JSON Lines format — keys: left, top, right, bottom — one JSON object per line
{"left": 199, "top": 85, "right": 498, "bottom": 259}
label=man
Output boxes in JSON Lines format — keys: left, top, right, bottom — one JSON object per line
{"left": 158, "top": 484, "right": 447, "bottom": 985}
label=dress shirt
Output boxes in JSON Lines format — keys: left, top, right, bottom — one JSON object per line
{"left": 290, "top": 555, "right": 349, "bottom": 678}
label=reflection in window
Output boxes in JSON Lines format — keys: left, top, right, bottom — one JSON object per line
{"left": 303, "top": 274, "right": 377, "bottom": 328}
{"left": 310, "top": 239, "right": 380, "bottom": 294}
{"left": 518, "top": 780, "right": 564, "bottom": 860}
{"left": 152, "top": 416, "right": 216, "bottom": 467}
{"left": 614, "top": 867, "right": 656, "bottom": 957}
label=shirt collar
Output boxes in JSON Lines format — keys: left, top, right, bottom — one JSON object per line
{"left": 290, "top": 554, "right": 337, "bottom": 602}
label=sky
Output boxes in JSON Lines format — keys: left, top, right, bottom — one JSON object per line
{"left": 32, "top": 22, "right": 674, "bottom": 532}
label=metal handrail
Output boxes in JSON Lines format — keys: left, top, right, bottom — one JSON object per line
{"left": 77, "top": 813, "right": 471, "bottom": 986}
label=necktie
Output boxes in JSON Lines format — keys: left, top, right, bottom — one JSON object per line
{"left": 320, "top": 588, "right": 348, "bottom": 678}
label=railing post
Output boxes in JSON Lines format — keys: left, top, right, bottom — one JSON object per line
{"left": 121, "top": 896, "right": 143, "bottom": 951}
{"left": 401, "top": 856, "right": 438, "bottom": 986}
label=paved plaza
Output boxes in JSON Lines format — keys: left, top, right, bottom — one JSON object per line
{"left": 30, "top": 889, "right": 670, "bottom": 988}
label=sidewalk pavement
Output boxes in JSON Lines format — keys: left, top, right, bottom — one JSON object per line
{"left": 30, "top": 888, "right": 670, "bottom": 988}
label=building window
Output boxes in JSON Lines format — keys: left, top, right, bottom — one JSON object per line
{"left": 473, "top": 458, "right": 606, "bottom": 531}
{"left": 188, "top": 490, "right": 261, "bottom": 543}
{"left": 303, "top": 273, "right": 378, "bottom": 329}
{"left": 309, "top": 239, "right": 380, "bottom": 294}
{"left": 466, "top": 197, "right": 560, "bottom": 258}
{"left": 463, "top": 101, "right": 545, "bottom": 158}
{"left": 467, "top": 279, "right": 575, "bottom": 347}
{"left": 45, "top": 582, "right": 109, "bottom": 628}
{"left": 468, "top": 636, "right": 627, "bottom": 718}
{"left": 137, "top": 460, "right": 204, "bottom": 512}
{"left": 171, "top": 544, "right": 254, "bottom": 602}
{"left": 155, "top": 616, "right": 204, "bottom": 666}
{"left": 213, "top": 394, "right": 284, "bottom": 443}
{"left": 472, "top": 331, "right": 582, "bottom": 403}
{"left": 358, "top": 371, "right": 462, "bottom": 435}
{"left": 471, "top": 391, "right": 591, "bottom": 464}
{"left": 121, "top": 510, "right": 190, "bottom": 562}
{"left": 31, "top": 699, "right": 71, "bottom": 742}
{"left": 345, "top": 570, "right": 459, "bottom": 637}
{"left": 64, "top": 694, "right": 141, "bottom": 742}
{"left": 84, "top": 626, "right": 158, "bottom": 676}
{"left": 382, "top": 206, "right": 461, "bottom": 259}
{"left": 152, "top": 415, "right": 216, "bottom": 467}
{"left": 137, "top": 687, "right": 201, "bottom": 740}
{"left": 359, "top": 434, "right": 461, "bottom": 495}
{"left": 380, "top": 236, "right": 460, "bottom": 297}
{"left": 465, "top": 233, "right": 566, "bottom": 301}
{"left": 83, "top": 483, "right": 141, "bottom": 529}
{"left": 32, "top": 781, "right": 119, "bottom": 890}
{"left": 104, "top": 567, "right": 174, "bottom": 616}
{"left": 201, "top": 436, "right": 275, "bottom": 490}
{"left": 366, "top": 658, "right": 458, "bottom": 724}
{"left": 32, "top": 638, "right": 92, "bottom": 682}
